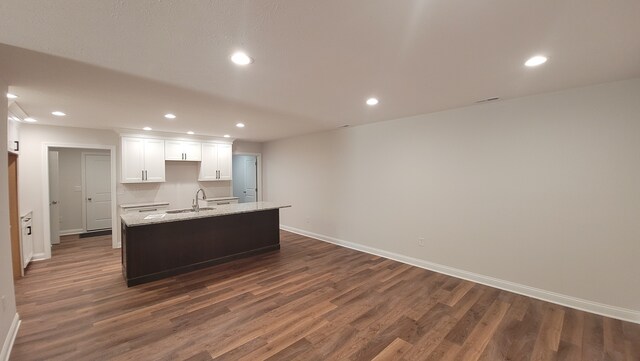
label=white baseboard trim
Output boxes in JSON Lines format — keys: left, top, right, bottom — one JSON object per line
{"left": 1, "top": 313, "right": 20, "bottom": 361}
{"left": 30, "top": 252, "right": 47, "bottom": 261}
{"left": 280, "top": 225, "right": 640, "bottom": 325}
{"left": 59, "top": 228, "right": 85, "bottom": 236}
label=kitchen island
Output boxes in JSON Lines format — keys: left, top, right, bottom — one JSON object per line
{"left": 120, "top": 202, "right": 291, "bottom": 286}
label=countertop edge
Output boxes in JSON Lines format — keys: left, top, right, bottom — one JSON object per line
{"left": 121, "top": 203, "right": 291, "bottom": 227}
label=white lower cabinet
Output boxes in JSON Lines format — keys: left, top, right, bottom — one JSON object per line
{"left": 20, "top": 212, "right": 33, "bottom": 269}
{"left": 205, "top": 198, "right": 239, "bottom": 206}
{"left": 7, "top": 116, "right": 20, "bottom": 153}
{"left": 199, "top": 143, "right": 232, "bottom": 181}
{"left": 121, "top": 137, "right": 165, "bottom": 183}
{"left": 121, "top": 204, "right": 169, "bottom": 214}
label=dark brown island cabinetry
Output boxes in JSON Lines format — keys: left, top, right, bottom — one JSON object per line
{"left": 121, "top": 209, "right": 281, "bottom": 286}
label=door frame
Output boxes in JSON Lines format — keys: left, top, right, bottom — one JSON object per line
{"left": 8, "top": 152, "right": 22, "bottom": 278}
{"left": 232, "top": 152, "right": 262, "bottom": 202}
{"left": 81, "top": 152, "right": 111, "bottom": 232}
{"left": 48, "top": 150, "right": 61, "bottom": 245}
{"left": 41, "top": 143, "right": 117, "bottom": 259}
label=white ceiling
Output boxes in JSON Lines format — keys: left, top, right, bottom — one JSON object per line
{"left": 1, "top": 0, "right": 639, "bottom": 142}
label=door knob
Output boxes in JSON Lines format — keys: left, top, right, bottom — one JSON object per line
{"left": 88, "top": 197, "right": 92, "bottom": 201}
{"left": 51, "top": 201, "right": 58, "bottom": 205}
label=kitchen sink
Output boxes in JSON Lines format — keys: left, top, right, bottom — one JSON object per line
{"left": 165, "top": 207, "right": 215, "bottom": 214}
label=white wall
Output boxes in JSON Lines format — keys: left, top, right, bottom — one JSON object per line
{"left": 233, "top": 141, "right": 262, "bottom": 155}
{"left": 263, "top": 78, "right": 640, "bottom": 317}
{"left": 118, "top": 161, "right": 232, "bottom": 209}
{"left": 52, "top": 148, "right": 109, "bottom": 233}
{"left": 0, "top": 80, "right": 19, "bottom": 359}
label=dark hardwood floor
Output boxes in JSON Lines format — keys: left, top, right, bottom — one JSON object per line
{"left": 11, "top": 231, "right": 640, "bottom": 360}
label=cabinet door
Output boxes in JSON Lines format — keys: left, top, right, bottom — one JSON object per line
{"left": 143, "top": 139, "right": 165, "bottom": 182}
{"left": 121, "top": 137, "right": 145, "bottom": 182}
{"left": 22, "top": 223, "right": 33, "bottom": 266}
{"left": 164, "top": 140, "right": 185, "bottom": 160}
{"left": 217, "top": 144, "right": 232, "bottom": 180}
{"left": 7, "top": 117, "right": 19, "bottom": 153}
{"left": 198, "top": 143, "right": 219, "bottom": 181}
{"left": 184, "top": 142, "right": 202, "bottom": 161}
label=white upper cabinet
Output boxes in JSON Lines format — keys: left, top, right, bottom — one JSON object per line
{"left": 7, "top": 117, "right": 20, "bottom": 153}
{"left": 217, "top": 144, "right": 232, "bottom": 180}
{"left": 199, "top": 143, "right": 233, "bottom": 181}
{"left": 164, "top": 140, "right": 202, "bottom": 161}
{"left": 121, "top": 137, "right": 165, "bottom": 183}
{"left": 143, "top": 139, "right": 166, "bottom": 182}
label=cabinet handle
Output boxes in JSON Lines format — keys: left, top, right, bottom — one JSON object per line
{"left": 27, "top": 226, "right": 32, "bottom": 235}
{"left": 14, "top": 141, "right": 19, "bottom": 152}
{"left": 145, "top": 170, "right": 148, "bottom": 180}
{"left": 142, "top": 170, "right": 144, "bottom": 181}
{"left": 218, "top": 202, "right": 230, "bottom": 205}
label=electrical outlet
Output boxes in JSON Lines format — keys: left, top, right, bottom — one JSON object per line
{"left": 417, "top": 238, "right": 425, "bottom": 247}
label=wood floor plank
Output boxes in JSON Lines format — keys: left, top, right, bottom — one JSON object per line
{"left": 9, "top": 232, "right": 640, "bottom": 361}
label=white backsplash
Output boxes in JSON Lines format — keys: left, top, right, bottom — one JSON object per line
{"left": 117, "top": 161, "right": 232, "bottom": 209}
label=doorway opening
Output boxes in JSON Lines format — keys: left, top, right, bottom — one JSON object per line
{"left": 44, "top": 144, "right": 117, "bottom": 258}
{"left": 232, "top": 154, "right": 261, "bottom": 203}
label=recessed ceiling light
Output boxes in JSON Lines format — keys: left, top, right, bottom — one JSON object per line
{"left": 6, "top": 93, "right": 18, "bottom": 99}
{"left": 231, "top": 51, "right": 253, "bottom": 66}
{"left": 143, "top": 127, "right": 152, "bottom": 131}
{"left": 223, "top": 134, "right": 231, "bottom": 138}
{"left": 525, "top": 55, "right": 548, "bottom": 67}
{"left": 366, "top": 98, "right": 379, "bottom": 106}
{"left": 24, "top": 117, "right": 37, "bottom": 123}
{"left": 187, "top": 131, "right": 195, "bottom": 135}
{"left": 10, "top": 116, "right": 20, "bottom": 121}
{"left": 164, "top": 113, "right": 176, "bottom": 119}
{"left": 51, "top": 111, "right": 66, "bottom": 116}
{"left": 236, "top": 123, "right": 245, "bottom": 128}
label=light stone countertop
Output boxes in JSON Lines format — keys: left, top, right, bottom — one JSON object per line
{"left": 120, "top": 201, "right": 291, "bottom": 227}
{"left": 120, "top": 201, "right": 170, "bottom": 209}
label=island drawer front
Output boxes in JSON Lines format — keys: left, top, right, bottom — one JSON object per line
{"left": 122, "top": 209, "right": 280, "bottom": 286}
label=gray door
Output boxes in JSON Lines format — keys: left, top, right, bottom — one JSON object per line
{"left": 233, "top": 155, "right": 257, "bottom": 203}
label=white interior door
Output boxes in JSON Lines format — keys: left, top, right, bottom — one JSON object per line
{"left": 48, "top": 151, "right": 60, "bottom": 245}
{"left": 233, "top": 155, "right": 257, "bottom": 203}
{"left": 243, "top": 156, "right": 257, "bottom": 203}
{"left": 85, "top": 154, "right": 112, "bottom": 231}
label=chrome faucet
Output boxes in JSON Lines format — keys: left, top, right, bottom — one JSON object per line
{"left": 193, "top": 188, "right": 207, "bottom": 212}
